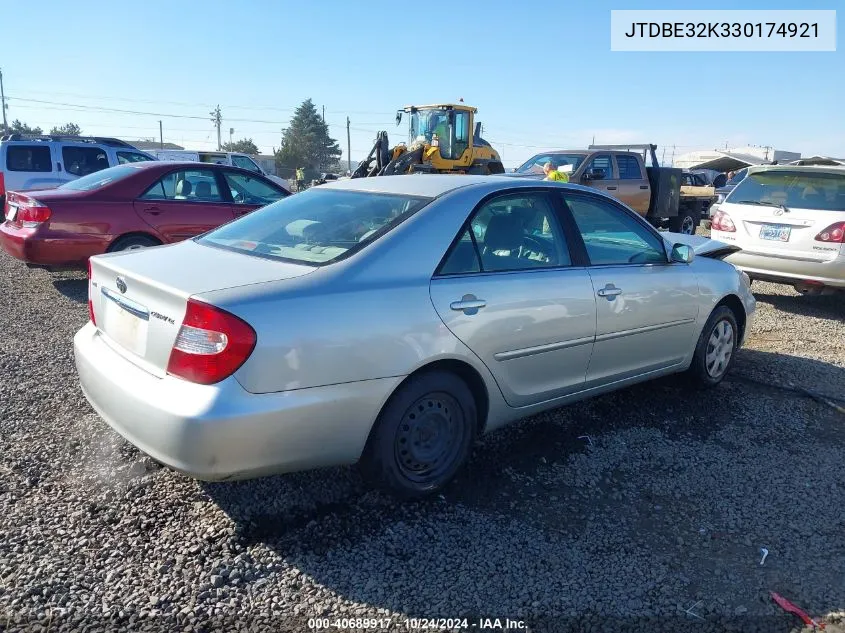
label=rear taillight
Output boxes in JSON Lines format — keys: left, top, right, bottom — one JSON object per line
{"left": 87, "top": 259, "right": 96, "bottom": 325}
{"left": 12, "top": 194, "right": 52, "bottom": 226}
{"left": 167, "top": 299, "right": 256, "bottom": 385}
{"left": 0, "top": 172, "right": 5, "bottom": 198}
{"left": 814, "top": 222, "right": 845, "bottom": 243}
{"left": 711, "top": 210, "right": 736, "bottom": 232}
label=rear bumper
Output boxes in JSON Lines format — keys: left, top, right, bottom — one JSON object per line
{"left": 723, "top": 249, "right": 845, "bottom": 289}
{"left": 73, "top": 322, "right": 401, "bottom": 480}
{"left": 0, "top": 221, "right": 104, "bottom": 267}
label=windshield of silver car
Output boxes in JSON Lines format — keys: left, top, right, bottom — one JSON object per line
{"left": 197, "top": 188, "right": 431, "bottom": 264}
{"left": 729, "top": 170, "right": 845, "bottom": 211}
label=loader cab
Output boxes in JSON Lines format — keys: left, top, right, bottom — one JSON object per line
{"left": 400, "top": 105, "right": 475, "bottom": 161}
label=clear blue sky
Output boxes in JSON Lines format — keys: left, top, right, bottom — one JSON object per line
{"left": 1, "top": 0, "right": 842, "bottom": 167}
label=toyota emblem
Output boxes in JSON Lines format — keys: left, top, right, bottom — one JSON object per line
{"left": 116, "top": 277, "right": 127, "bottom": 294}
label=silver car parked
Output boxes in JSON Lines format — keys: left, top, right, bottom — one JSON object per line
{"left": 74, "top": 175, "right": 755, "bottom": 498}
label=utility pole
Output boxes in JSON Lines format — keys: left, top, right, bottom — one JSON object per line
{"left": 159, "top": 121, "right": 163, "bottom": 149}
{"left": 670, "top": 145, "right": 676, "bottom": 166}
{"left": 0, "top": 68, "right": 8, "bottom": 134}
{"left": 346, "top": 116, "right": 351, "bottom": 174}
{"left": 210, "top": 105, "right": 222, "bottom": 150}
{"left": 322, "top": 105, "right": 326, "bottom": 122}
{"left": 661, "top": 146, "right": 666, "bottom": 165}
{"left": 229, "top": 127, "right": 234, "bottom": 146}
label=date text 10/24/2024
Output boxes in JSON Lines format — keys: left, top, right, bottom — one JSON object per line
{"left": 308, "top": 617, "right": 527, "bottom": 630}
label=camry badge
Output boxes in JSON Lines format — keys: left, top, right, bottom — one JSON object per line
{"left": 116, "top": 277, "right": 127, "bottom": 294}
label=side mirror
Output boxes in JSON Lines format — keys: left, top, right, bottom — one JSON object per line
{"left": 670, "top": 243, "right": 694, "bottom": 264}
{"left": 395, "top": 111, "right": 403, "bottom": 126}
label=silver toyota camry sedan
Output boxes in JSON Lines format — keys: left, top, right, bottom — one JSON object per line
{"left": 74, "top": 175, "right": 755, "bottom": 498}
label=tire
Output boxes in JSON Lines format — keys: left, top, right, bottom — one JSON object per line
{"left": 360, "top": 370, "right": 477, "bottom": 499}
{"left": 669, "top": 207, "right": 700, "bottom": 235}
{"left": 109, "top": 235, "right": 161, "bottom": 252}
{"left": 686, "top": 306, "right": 739, "bottom": 388}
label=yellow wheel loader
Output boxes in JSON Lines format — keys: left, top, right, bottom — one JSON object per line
{"left": 351, "top": 103, "right": 505, "bottom": 178}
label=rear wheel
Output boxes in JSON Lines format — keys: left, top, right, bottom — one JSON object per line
{"left": 686, "top": 306, "right": 739, "bottom": 388}
{"left": 670, "top": 207, "right": 700, "bottom": 235}
{"left": 109, "top": 235, "right": 161, "bottom": 252}
{"left": 360, "top": 371, "right": 477, "bottom": 499}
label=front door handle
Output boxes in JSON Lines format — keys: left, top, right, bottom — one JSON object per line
{"left": 450, "top": 294, "right": 486, "bottom": 315}
{"left": 639, "top": 185, "right": 649, "bottom": 190}
{"left": 606, "top": 186, "right": 617, "bottom": 191}
{"left": 141, "top": 206, "right": 162, "bottom": 216}
{"left": 596, "top": 284, "right": 623, "bottom": 299}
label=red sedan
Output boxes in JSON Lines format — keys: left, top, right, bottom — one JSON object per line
{"left": 0, "top": 161, "right": 291, "bottom": 270}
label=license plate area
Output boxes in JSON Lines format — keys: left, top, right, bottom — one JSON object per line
{"left": 101, "top": 288, "right": 149, "bottom": 357}
{"left": 759, "top": 224, "right": 791, "bottom": 242}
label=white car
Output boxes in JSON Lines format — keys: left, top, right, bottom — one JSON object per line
{"left": 711, "top": 165, "right": 845, "bottom": 294}
{"left": 0, "top": 134, "right": 153, "bottom": 193}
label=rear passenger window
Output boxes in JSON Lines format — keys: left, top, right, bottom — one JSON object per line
{"left": 616, "top": 155, "right": 642, "bottom": 180}
{"left": 63, "top": 147, "right": 109, "bottom": 177}
{"left": 437, "top": 193, "right": 571, "bottom": 275}
{"left": 6, "top": 145, "right": 52, "bottom": 172}
{"left": 117, "top": 151, "right": 152, "bottom": 164}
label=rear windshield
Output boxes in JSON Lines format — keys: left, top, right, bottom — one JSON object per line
{"left": 728, "top": 170, "right": 845, "bottom": 211}
{"left": 58, "top": 164, "right": 140, "bottom": 191}
{"left": 198, "top": 188, "right": 431, "bottom": 265}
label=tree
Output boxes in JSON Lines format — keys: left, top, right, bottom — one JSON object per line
{"left": 275, "top": 99, "right": 341, "bottom": 175}
{"left": 49, "top": 122, "right": 82, "bottom": 136}
{"left": 221, "top": 138, "right": 259, "bottom": 155}
{"left": 8, "top": 120, "right": 43, "bottom": 135}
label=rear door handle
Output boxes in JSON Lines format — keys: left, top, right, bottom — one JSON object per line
{"left": 450, "top": 294, "right": 486, "bottom": 314}
{"left": 639, "top": 185, "right": 649, "bottom": 190}
{"left": 596, "top": 284, "right": 623, "bottom": 299}
{"left": 141, "top": 206, "right": 162, "bottom": 216}
{"left": 606, "top": 186, "right": 617, "bottom": 191}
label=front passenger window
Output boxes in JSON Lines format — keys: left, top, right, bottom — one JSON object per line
{"left": 564, "top": 195, "right": 667, "bottom": 265}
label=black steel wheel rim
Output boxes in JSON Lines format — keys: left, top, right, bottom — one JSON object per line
{"left": 394, "top": 392, "right": 465, "bottom": 484}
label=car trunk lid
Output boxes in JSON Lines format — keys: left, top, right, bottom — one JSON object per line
{"left": 721, "top": 201, "right": 844, "bottom": 262}
{"left": 88, "top": 240, "right": 315, "bottom": 377}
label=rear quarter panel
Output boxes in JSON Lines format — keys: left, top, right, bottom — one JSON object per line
{"left": 44, "top": 200, "right": 158, "bottom": 261}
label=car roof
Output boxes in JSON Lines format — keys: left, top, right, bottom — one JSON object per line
{"left": 318, "top": 174, "right": 525, "bottom": 197}
{"left": 746, "top": 164, "right": 845, "bottom": 177}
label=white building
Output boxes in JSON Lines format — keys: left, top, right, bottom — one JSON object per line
{"left": 673, "top": 146, "right": 802, "bottom": 172}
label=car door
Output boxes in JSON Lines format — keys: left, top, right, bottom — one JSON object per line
{"left": 429, "top": 190, "right": 597, "bottom": 408}
{"left": 560, "top": 192, "right": 700, "bottom": 386}
{"left": 613, "top": 153, "right": 651, "bottom": 215}
{"left": 219, "top": 168, "right": 289, "bottom": 218}
{"left": 132, "top": 167, "right": 236, "bottom": 242}
{"left": 580, "top": 153, "right": 621, "bottom": 199}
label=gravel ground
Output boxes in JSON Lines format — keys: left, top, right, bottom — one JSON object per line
{"left": 1, "top": 243, "right": 844, "bottom": 633}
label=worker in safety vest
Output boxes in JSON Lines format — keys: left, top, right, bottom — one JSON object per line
{"left": 543, "top": 161, "right": 569, "bottom": 182}
{"left": 429, "top": 115, "right": 450, "bottom": 149}
{"left": 296, "top": 167, "right": 305, "bottom": 191}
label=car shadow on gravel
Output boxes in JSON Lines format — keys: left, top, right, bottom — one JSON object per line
{"left": 200, "top": 348, "right": 845, "bottom": 630}
{"left": 52, "top": 276, "right": 88, "bottom": 304}
{"left": 752, "top": 288, "right": 845, "bottom": 319}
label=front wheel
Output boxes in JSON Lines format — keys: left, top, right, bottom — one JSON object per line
{"left": 360, "top": 371, "right": 477, "bottom": 499}
{"left": 686, "top": 306, "right": 739, "bottom": 388}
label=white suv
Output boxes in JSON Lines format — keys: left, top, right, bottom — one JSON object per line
{"left": 0, "top": 134, "right": 154, "bottom": 193}
{"left": 711, "top": 165, "right": 845, "bottom": 295}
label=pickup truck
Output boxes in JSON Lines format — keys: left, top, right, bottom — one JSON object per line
{"left": 509, "top": 144, "right": 716, "bottom": 234}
